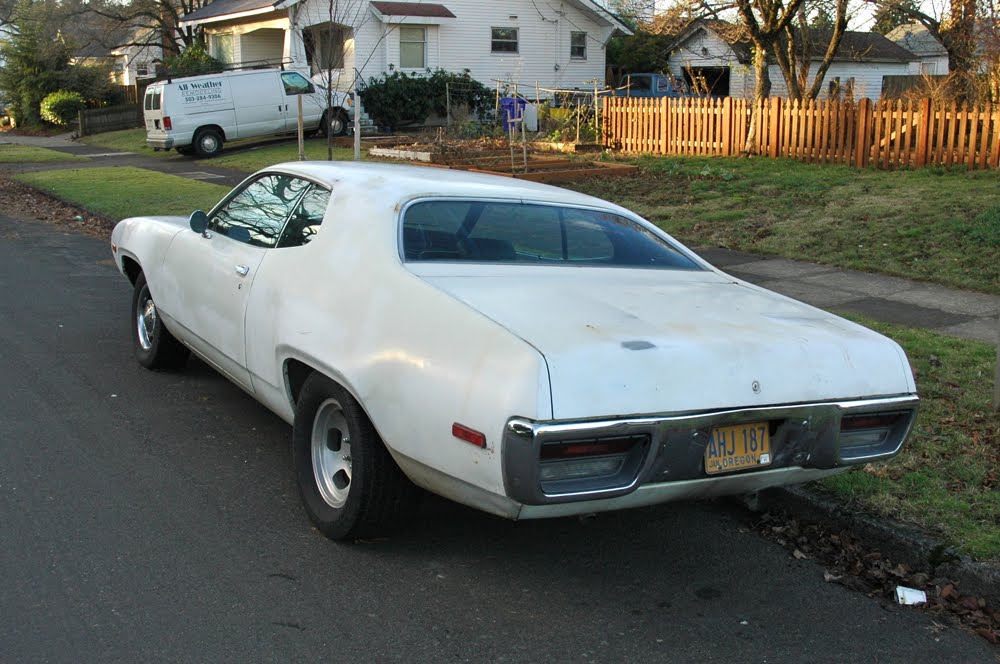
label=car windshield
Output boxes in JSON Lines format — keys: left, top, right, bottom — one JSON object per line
{"left": 402, "top": 200, "right": 702, "bottom": 270}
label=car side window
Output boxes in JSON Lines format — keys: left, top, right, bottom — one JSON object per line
{"left": 276, "top": 185, "right": 331, "bottom": 248}
{"left": 210, "top": 175, "right": 310, "bottom": 248}
{"left": 281, "top": 72, "right": 315, "bottom": 96}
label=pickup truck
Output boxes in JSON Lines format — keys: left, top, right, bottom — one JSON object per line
{"left": 614, "top": 73, "right": 691, "bottom": 98}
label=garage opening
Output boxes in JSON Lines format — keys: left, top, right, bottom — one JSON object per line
{"left": 683, "top": 67, "right": 731, "bottom": 97}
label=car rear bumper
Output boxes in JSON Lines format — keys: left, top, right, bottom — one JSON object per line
{"left": 502, "top": 394, "right": 919, "bottom": 508}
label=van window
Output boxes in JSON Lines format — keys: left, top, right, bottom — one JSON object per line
{"left": 151, "top": 89, "right": 161, "bottom": 111}
{"left": 281, "top": 72, "right": 315, "bottom": 96}
{"left": 144, "top": 90, "right": 153, "bottom": 111}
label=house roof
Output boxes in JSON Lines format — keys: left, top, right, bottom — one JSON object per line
{"left": 182, "top": 0, "right": 630, "bottom": 34}
{"left": 180, "top": 0, "right": 283, "bottom": 26}
{"left": 886, "top": 22, "right": 948, "bottom": 57}
{"left": 670, "top": 20, "right": 914, "bottom": 64}
{"left": 369, "top": 2, "right": 455, "bottom": 18}
{"left": 829, "top": 31, "right": 916, "bottom": 62}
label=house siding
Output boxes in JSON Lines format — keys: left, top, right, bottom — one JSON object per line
{"left": 204, "top": 0, "right": 616, "bottom": 95}
{"left": 667, "top": 27, "right": 915, "bottom": 100}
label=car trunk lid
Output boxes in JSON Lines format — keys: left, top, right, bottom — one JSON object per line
{"left": 419, "top": 268, "right": 914, "bottom": 420}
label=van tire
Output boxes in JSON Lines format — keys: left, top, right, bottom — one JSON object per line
{"left": 323, "top": 110, "right": 349, "bottom": 137}
{"left": 194, "top": 128, "right": 223, "bottom": 157}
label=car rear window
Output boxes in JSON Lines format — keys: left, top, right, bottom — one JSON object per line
{"left": 402, "top": 200, "right": 701, "bottom": 270}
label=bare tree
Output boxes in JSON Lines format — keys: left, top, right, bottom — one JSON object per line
{"left": 865, "top": 0, "right": 981, "bottom": 98}
{"left": 773, "top": 0, "right": 852, "bottom": 100}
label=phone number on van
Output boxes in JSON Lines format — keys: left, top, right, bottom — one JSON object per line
{"left": 183, "top": 93, "right": 227, "bottom": 104}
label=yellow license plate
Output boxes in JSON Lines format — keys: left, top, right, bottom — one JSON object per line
{"left": 705, "top": 422, "right": 771, "bottom": 475}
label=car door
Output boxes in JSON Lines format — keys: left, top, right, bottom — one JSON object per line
{"left": 159, "top": 174, "right": 311, "bottom": 389}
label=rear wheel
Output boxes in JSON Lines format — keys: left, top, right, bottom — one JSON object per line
{"left": 292, "top": 373, "right": 418, "bottom": 540}
{"left": 193, "top": 128, "right": 223, "bottom": 157}
{"left": 132, "top": 272, "right": 189, "bottom": 370}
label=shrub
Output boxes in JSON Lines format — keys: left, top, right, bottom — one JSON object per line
{"left": 40, "top": 91, "right": 86, "bottom": 126}
{"left": 161, "top": 43, "right": 224, "bottom": 78}
{"left": 358, "top": 68, "right": 492, "bottom": 130}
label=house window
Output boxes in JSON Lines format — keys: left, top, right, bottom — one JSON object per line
{"left": 303, "top": 23, "right": 346, "bottom": 76}
{"left": 920, "top": 62, "right": 937, "bottom": 75}
{"left": 570, "top": 32, "right": 586, "bottom": 60}
{"left": 399, "top": 26, "right": 426, "bottom": 69}
{"left": 210, "top": 33, "right": 235, "bottom": 64}
{"left": 491, "top": 27, "right": 518, "bottom": 54}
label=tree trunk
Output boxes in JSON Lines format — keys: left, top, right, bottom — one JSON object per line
{"left": 744, "top": 45, "right": 771, "bottom": 155}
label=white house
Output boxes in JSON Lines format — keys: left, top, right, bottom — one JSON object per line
{"left": 886, "top": 22, "right": 950, "bottom": 76}
{"left": 666, "top": 20, "right": 919, "bottom": 100}
{"left": 110, "top": 28, "right": 165, "bottom": 86}
{"left": 178, "top": 0, "right": 631, "bottom": 94}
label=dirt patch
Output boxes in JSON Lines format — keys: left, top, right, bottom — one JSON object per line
{"left": 0, "top": 176, "right": 114, "bottom": 239}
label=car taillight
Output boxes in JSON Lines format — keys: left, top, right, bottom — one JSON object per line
{"left": 838, "top": 412, "right": 907, "bottom": 461}
{"left": 539, "top": 435, "right": 645, "bottom": 483}
{"left": 163, "top": 116, "right": 172, "bottom": 130}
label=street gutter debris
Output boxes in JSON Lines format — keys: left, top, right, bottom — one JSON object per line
{"left": 752, "top": 512, "right": 1000, "bottom": 645}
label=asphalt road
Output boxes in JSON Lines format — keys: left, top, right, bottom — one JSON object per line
{"left": 1, "top": 213, "right": 996, "bottom": 664}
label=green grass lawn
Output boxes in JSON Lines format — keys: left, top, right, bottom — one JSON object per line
{"left": 14, "top": 167, "right": 230, "bottom": 219}
{"left": 0, "top": 144, "right": 89, "bottom": 163}
{"left": 569, "top": 156, "right": 1000, "bottom": 295}
{"left": 77, "top": 128, "right": 167, "bottom": 158}
{"left": 78, "top": 128, "right": 357, "bottom": 171}
{"left": 821, "top": 317, "right": 1000, "bottom": 561}
{"left": 206, "top": 137, "right": 357, "bottom": 171}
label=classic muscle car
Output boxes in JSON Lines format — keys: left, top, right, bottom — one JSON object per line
{"left": 111, "top": 162, "right": 918, "bottom": 540}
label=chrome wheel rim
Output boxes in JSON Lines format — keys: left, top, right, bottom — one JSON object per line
{"left": 136, "top": 284, "right": 157, "bottom": 351}
{"left": 311, "top": 398, "right": 352, "bottom": 508}
{"left": 200, "top": 134, "right": 219, "bottom": 153}
{"left": 329, "top": 115, "right": 345, "bottom": 135}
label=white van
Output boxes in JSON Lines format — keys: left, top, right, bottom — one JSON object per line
{"left": 143, "top": 68, "right": 352, "bottom": 157}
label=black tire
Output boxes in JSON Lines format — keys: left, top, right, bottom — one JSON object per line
{"left": 131, "top": 272, "right": 189, "bottom": 370}
{"left": 322, "top": 110, "right": 349, "bottom": 137}
{"left": 292, "top": 373, "right": 418, "bottom": 540}
{"left": 193, "top": 128, "right": 223, "bottom": 157}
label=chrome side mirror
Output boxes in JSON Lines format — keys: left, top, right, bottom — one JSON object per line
{"left": 189, "top": 210, "right": 208, "bottom": 234}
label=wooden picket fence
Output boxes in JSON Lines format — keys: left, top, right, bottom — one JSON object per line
{"left": 602, "top": 96, "right": 1000, "bottom": 170}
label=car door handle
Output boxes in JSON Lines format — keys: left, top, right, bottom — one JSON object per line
{"left": 235, "top": 264, "right": 249, "bottom": 277}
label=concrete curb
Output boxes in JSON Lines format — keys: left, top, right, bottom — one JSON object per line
{"left": 749, "top": 485, "right": 1000, "bottom": 607}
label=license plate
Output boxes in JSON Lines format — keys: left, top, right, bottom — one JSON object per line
{"left": 704, "top": 422, "right": 771, "bottom": 475}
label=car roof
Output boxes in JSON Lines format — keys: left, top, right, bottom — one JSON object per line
{"left": 261, "top": 161, "right": 630, "bottom": 212}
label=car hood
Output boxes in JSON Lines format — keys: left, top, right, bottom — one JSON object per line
{"left": 419, "top": 268, "right": 916, "bottom": 420}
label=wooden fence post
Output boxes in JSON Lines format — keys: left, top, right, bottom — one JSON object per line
{"left": 721, "top": 97, "right": 732, "bottom": 156}
{"left": 915, "top": 98, "right": 931, "bottom": 168}
{"left": 855, "top": 98, "right": 872, "bottom": 168}
{"left": 768, "top": 97, "right": 780, "bottom": 158}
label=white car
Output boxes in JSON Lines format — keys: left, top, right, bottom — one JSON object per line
{"left": 111, "top": 162, "right": 919, "bottom": 541}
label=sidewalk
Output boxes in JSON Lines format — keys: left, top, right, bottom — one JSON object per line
{"left": 0, "top": 131, "right": 249, "bottom": 187}
{"left": 698, "top": 248, "right": 1000, "bottom": 345}
{"left": 3, "top": 131, "right": 999, "bottom": 346}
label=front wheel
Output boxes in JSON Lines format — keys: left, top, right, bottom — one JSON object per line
{"left": 131, "top": 272, "right": 189, "bottom": 370}
{"left": 322, "top": 110, "right": 349, "bottom": 137}
{"left": 292, "top": 373, "right": 418, "bottom": 540}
